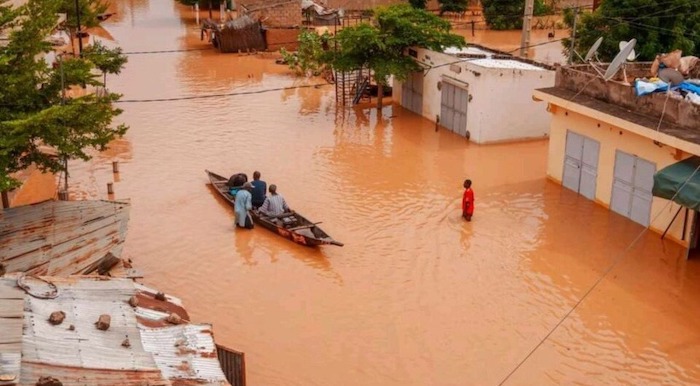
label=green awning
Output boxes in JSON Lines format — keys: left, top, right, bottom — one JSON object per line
{"left": 653, "top": 156, "right": 700, "bottom": 211}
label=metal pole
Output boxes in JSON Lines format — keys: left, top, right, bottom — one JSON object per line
{"left": 59, "top": 55, "right": 65, "bottom": 104}
{"left": 74, "top": 0, "right": 83, "bottom": 55}
{"left": 661, "top": 205, "right": 683, "bottom": 239}
{"left": 64, "top": 157, "right": 69, "bottom": 192}
{"left": 568, "top": 5, "right": 579, "bottom": 64}
{"left": 519, "top": 0, "right": 534, "bottom": 57}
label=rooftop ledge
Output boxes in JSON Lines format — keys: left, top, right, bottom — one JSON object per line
{"left": 538, "top": 63, "right": 700, "bottom": 132}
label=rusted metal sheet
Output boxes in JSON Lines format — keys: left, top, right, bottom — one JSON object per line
{"left": 141, "top": 325, "right": 228, "bottom": 385}
{"left": 0, "top": 275, "right": 232, "bottom": 386}
{"left": 0, "top": 200, "right": 130, "bottom": 276}
{"left": 0, "top": 280, "right": 23, "bottom": 386}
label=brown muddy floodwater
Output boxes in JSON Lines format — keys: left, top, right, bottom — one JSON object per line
{"left": 58, "top": 1, "right": 700, "bottom": 385}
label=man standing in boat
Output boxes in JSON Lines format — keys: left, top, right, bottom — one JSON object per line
{"left": 234, "top": 182, "right": 255, "bottom": 229}
{"left": 250, "top": 171, "right": 267, "bottom": 209}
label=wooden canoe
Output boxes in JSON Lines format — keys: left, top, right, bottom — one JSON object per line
{"left": 206, "top": 170, "right": 343, "bottom": 247}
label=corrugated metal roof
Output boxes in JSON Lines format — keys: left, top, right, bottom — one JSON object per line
{"left": 0, "top": 280, "right": 23, "bottom": 386}
{"left": 0, "top": 275, "right": 230, "bottom": 386}
{"left": 0, "top": 200, "right": 130, "bottom": 276}
{"left": 141, "top": 325, "right": 228, "bottom": 385}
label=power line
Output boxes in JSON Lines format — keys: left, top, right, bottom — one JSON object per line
{"left": 497, "top": 163, "right": 700, "bottom": 385}
{"left": 123, "top": 47, "right": 214, "bottom": 55}
{"left": 115, "top": 82, "right": 332, "bottom": 103}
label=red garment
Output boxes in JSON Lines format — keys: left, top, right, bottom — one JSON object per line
{"left": 462, "top": 188, "right": 474, "bottom": 215}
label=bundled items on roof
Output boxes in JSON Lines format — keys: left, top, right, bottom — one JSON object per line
{"left": 302, "top": 0, "right": 340, "bottom": 26}
{"left": 202, "top": 15, "right": 266, "bottom": 53}
{"left": 0, "top": 274, "right": 237, "bottom": 386}
{"left": 634, "top": 50, "right": 700, "bottom": 105}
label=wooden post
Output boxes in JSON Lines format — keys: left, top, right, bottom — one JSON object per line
{"left": 1, "top": 191, "right": 9, "bottom": 209}
{"left": 107, "top": 182, "right": 114, "bottom": 194}
{"left": 112, "top": 161, "right": 119, "bottom": 173}
{"left": 58, "top": 191, "right": 69, "bottom": 201}
{"left": 471, "top": 20, "right": 475, "bottom": 37}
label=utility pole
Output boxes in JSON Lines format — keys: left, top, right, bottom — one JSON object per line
{"left": 568, "top": 4, "right": 579, "bottom": 64}
{"left": 519, "top": 0, "right": 534, "bottom": 58}
{"left": 74, "top": 0, "right": 83, "bottom": 55}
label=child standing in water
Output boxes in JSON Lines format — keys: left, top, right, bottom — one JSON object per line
{"left": 462, "top": 179, "right": 474, "bottom": 221}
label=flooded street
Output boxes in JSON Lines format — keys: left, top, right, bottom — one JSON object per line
{"left": 62, "top": 1, "right": 700, "bottom": 385}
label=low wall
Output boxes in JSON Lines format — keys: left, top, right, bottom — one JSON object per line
{"left": 265, "top": 28, "right": 301, "bottom": 51}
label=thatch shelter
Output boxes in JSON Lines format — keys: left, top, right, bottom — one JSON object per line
{"left": 203, "top": 15, "right": 266, "bottom": 53}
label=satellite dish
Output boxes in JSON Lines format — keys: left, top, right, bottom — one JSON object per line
{"left": 585, "top": 37, "right": 603, "bottom": 61}
{"left": 618, "top": 40, "right": 638, "bottom": 61}
{"left": 604, "top": 39, "right": 636, "bottom": 81}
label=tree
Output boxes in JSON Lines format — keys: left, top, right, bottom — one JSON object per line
{"left": 280, "top": 31, "right": 331, "bottom": 77}
{"left": 330, "top": 4, "right": 465, "bottom": 109}
{"left": 481, "top": 0, "right": 552, "bottom": 30}
{"left": 0, "top": 0, "right": 127, "bottom": 197}
{"left": 438, "top": 0, "right": 468, "bottom": 15}
{"left": 82, "top": 41, "right": 128, "bottom": 87}
{"left": 562, "top": 0, "right": 700, "bottom": 62}
{"left": 408, "top": 0, "right": 428, "bottom": 9}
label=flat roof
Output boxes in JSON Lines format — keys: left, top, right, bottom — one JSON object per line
{"left": 443, "top": 46, "right": 494, "bottom": 56}
{"left": 469, "top": 58, "right": 547, "bottom": 71}
{"left": 535, "top": 87, "right": 700, "bottom": 155}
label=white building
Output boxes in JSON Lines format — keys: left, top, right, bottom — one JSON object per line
{"left": 393, "top": 44, "right": 556, "bottom": 144}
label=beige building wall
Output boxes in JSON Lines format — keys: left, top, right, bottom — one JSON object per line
{"left": 546, "top": 106, "right": 693, "bottom": 245}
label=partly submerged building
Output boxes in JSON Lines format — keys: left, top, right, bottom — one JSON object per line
{"left": 533, "top": 63, "right": 700, "bottom": 256}
{"left": 0, "top": 274, "right": 243, "bottom": 385}
{"left": 393, "top": 44, "right": 556, "bottom": 144}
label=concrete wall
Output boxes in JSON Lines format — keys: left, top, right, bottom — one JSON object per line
{"left": 556, "top": 65, "right": 700, "bottom": 131}
{"left": 394, "top": 47, "right": 555, "bottom": 144}
{"left": 546, "top": 106, "right": 692, "bottom": 245}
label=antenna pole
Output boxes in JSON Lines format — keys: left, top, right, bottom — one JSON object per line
{"left": 520, "top": 0, "right": 534, "bottom": 58}
{"left": 568, "top": 4, "right": 579, "bottom": 65}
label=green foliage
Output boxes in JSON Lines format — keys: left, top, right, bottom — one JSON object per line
{"left": 280, "top": 31, "right": 331, "bottom": 76}
{"left": 482, "top": 0, "right": 552, "bottom": 30}
{"left": 408, "top": 0, "right": 428, "bottom": 9}
{"left": 438, "top": 0, "right": 468, "bottom": 15}
{"left": 0, "top": 0, "right": 127, "bottom": 191}
{"left": 58, "top": 0, "right": 108, "bottom": 29}
{"left": 82, "top": 41, "right": 128, "bottom": 86}
{"left": 563, "top": 0, "right": 700, "bottom": 62}
{"left": 331, "top": 4, "right": 465, "bottom": 85}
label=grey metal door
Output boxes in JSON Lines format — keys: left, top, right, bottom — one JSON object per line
{"left": 562, "top": 131, "right": 599, "bottom": 200}
{"left": 440, "top": 82, "right": 468, "bottom": 137}
{"left": 401, "top": 72, "right": 423, "bottom": 115}
{"left": 611, "top": 151, "right": 655, "bottom": 226}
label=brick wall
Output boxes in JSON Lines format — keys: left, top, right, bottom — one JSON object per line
{"left": 242, "top": 0, "right": 302, "bottom": 27}
{"left": 324, "top": 0, "right": 440, "bottom": 11}
{"left": 265, "top": 28, "right": 301, "bottom": 51}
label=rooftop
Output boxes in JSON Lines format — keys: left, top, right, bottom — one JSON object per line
{"left": 443, "top": 43, "right": 553, "bottom": 71}
{"left": 535, "top": 63, "right": 700, "bottom": 131}
{"left": 0, "top": 274, "right": 231, "bottom": 386}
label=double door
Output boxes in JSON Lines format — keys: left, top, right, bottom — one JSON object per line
{"left": 562, "top": 131, "right": 600, "bottom": 200}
